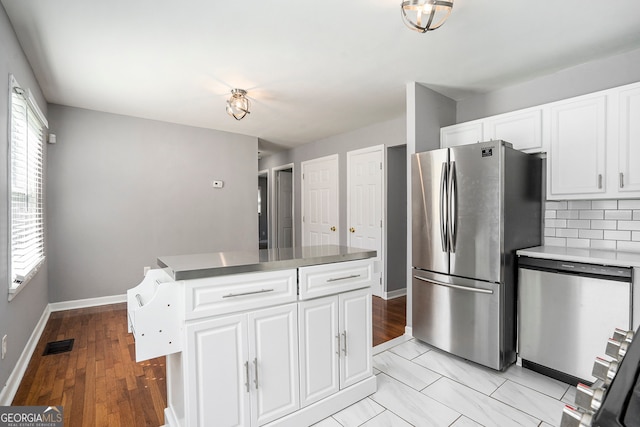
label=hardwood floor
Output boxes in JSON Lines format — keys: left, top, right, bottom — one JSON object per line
{"left": 12, "top": 296, "right": 406, "bottom": 425}
{"left": 12, "top": 303, "right": 166, "bottom": 427}
{"left": 372, "top": 295, "right": 407, "bottom": 347}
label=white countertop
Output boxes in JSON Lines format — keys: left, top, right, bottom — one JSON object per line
{"left": 517, "top": 246, "right": 640, "bottom": 268}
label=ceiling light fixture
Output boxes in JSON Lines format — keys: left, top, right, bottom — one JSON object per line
{"left": 401, "top": 0, "right": 453, "bottom": 33}
{"left": 226, "top": 88, "right": 250, "bottom": 120}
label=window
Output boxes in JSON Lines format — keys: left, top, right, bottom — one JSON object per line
{"left": 8, "top": 75, "right": 47, "bottom": 296}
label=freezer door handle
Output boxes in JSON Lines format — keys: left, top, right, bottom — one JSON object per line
{"left": 414, "top": 275, "right": 493, "bottom": 294}
{"left": 447, "top": 161, "right": 458, "bottom": 253}
{"left": 440, "top": 162, "right": 448, "bottom": 252}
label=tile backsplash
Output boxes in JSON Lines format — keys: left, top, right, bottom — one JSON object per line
{"left": 544, "top": 199, "right": 640, "bottom": 252}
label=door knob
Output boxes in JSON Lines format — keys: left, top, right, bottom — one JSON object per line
{"left": 330, "top": 226, "right": 336, "bottom": 232}
{"left": 349, "top": 227, "right": 355, "bottom": 233}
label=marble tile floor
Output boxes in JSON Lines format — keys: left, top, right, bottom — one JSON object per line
{"left": 314, "top": 337, "right": 574, "bottom": 427}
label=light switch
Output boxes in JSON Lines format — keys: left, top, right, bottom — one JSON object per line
{"left": 212, "top": 180, "right": 224, "bottom": 188}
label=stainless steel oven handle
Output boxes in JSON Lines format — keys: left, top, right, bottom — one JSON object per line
{"left": 414, "top": 275, "right": 493, "bottom": 294}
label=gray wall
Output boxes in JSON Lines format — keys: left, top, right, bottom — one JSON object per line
{"left": 457, "top": 47, "right": 640, "bottom": 122}
{"left": 386, "top": 145, "right": 407, "bottom": 293}
{"left": 0, "top": 4, "right": 49, "bottom": 401}
{"left": 47, "top": 105, "right": 258, "bottom": 302}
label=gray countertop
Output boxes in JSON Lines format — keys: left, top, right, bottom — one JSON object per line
{"left": 517, "top": 245, "right": 640, "bottom": 268}
{"left": 157, "top": 245, "right": 377, "bottom": 280}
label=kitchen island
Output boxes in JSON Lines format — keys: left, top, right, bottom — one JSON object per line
{"left": 127, "top": 245, "right": 377, "bottom": 427}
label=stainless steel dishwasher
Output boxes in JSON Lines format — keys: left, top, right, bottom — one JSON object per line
{"left": 518, "top": 256, "right": 633, "bottom": 385}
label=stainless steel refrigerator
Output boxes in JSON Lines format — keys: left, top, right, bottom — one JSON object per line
{"left": 412, "top": 140, "right": 541, "bottom": 371}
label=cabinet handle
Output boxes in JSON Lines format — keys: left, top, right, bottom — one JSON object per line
{"left": 620, "top": 173, "right": 625, "bottom": 188}
{"left": 244, "top": 361, "right": 250, "bottom": 392}
{"left": 598, "top": 174, "right": 603, "bottom": 189}
{"left": 342, "top": 331, "right": 348, "bottom": 356}
{"left": 135, "top": 294, "right": 144, "bottom": 307}
{"left": 326, "top": 274, "right": 360, "bottom": 283}
{"left": 222, "top": 288, "right": 274, "bottom": 298}
{"left": 335, "top": 334, "right": 341, "bottom": 356}
{"left": 253, "top": 358, "right": 259, "bottom": 389}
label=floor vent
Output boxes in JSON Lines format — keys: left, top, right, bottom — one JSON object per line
{"left": 43, "top": 339, "right": 74, "bottom": 356}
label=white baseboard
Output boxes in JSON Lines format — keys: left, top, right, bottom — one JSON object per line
{"left": 49, "top": 294, "right": 126, "bottom": 312}
{"left": 0, "top": 294, "right": 127, "bottom": 405}
{"left": 0, "top": 304, "right": 51, "bottom": 406}
{"left": 404, "top": 326, "right": 413, "bottom": 337}
{"left": 383, "top": 288, "right": 406, "bottom": 300}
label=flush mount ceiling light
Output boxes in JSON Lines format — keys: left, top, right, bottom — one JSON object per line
{"left": 401, "top": 0, "right": 454, "bottom": 33}
{"left": 226, "top": 88, "right": 250, "bottom": 120}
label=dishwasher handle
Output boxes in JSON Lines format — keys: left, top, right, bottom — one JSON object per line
{"left": 518, "top": 257, "right": 632, "bottom": 282}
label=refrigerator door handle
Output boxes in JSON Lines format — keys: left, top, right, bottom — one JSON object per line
{"left": 414, "top": 275, "right": 494, "bottom": 294}
{"left": 448, "top": 161, "right": 458, "bottom": 253}
{"left": 440, "top": 162, "right": 448, "bottom": 252}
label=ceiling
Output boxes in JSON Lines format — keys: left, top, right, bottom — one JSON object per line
{"left": 3, "top": 1, "right": 640, "bottom": 153}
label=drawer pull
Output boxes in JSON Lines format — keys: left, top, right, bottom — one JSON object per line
{"left": 326, "top": 274, "right": 361, "bottom": 283}
{"left": 222, "top": 288, "right": 275, "bottom": 298}
{"left": 135, "top": 294, "right": 144, "bottom": 307}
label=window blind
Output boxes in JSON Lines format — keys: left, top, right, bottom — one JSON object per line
{"left": 9, "top": 77, "right": 46, "bottom": 289}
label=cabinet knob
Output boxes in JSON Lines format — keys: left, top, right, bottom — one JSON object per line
{"left": 330, "top": 226, "right": 336, "bottom": 232}
{"left": 349, "top": 227, "right": 355, "bottom": 233}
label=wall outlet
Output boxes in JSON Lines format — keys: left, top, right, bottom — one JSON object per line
{"left": 2, "top": 335, "right": 7, "bottom": 359}
{"left": 143, "top": 266, "right": 151, "bottom": 276}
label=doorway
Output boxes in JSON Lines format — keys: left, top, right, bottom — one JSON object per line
{"left": 272, "top": 164, "right": 294, "bottom": 248}
{"left": 258, "top": 170, "right": 269, "bottom": 249}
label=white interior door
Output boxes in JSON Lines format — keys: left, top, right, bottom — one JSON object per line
{"left": 276, "top": 169, "right": 293, "bottom": 248}
{"left": 347, "top": 146, "right": 383, "bottom": 297}
{"left": 302, "top": 155, "right": 339, "bottom": 247}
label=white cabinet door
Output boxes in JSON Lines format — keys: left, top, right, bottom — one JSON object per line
{"left": 186, "top": 304, "right": 299, "bottom": 427}
{"left": 440, "top": 121, "right": 483, "bottom": 148}
{"left": 549, "top": 94, "right": 607, "bottom": 198}
{"left": 339, "top": 288, "right": 372, "bottom": 389}
{"left": 249, "top": 304, "right": 300, "bottom": 426}
{"left": 299, "top": 288, "right": 372, "bottom": 406}
{"left": 618, "top": 85, "right": 640, "bottom": 194}
{"left": 186, "top": 313, "right": 250, "bottom": 427}
{"left": 484, "top": 108, "right": 544, "bottom": 152}
{"left": 298, "top": 296, "right": 339, "bottom": 407}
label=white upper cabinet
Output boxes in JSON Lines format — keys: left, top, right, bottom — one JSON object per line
{"left": 548, "top": 94, "right": 607, "bottom": 198}
{"left": 440, "top": 80, "right": 640, "bottom": 200}
{"left": 440, "top": 120, "right": 483, "bottom": 148}
{"left": 617, "top": 84, "right": 640, "bottom": 194}
{"left": 440, "top": 109, "right": 544, "bottom": 153}
{"left": 484, "top": 108, "right": 544, "bottom": 152}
